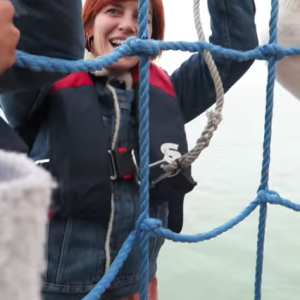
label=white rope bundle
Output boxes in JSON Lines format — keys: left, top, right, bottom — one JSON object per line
{"left": 0, "top": 150, "right": 54, "bottom": 300}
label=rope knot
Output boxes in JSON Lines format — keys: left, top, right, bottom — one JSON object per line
{"left": 206, "top": 110, "right": 222, "bottom": 127}
{"left": 257, "top": 189, "right": 281, "bottom": 204}
{"left": 259, "top": 44, "right": 285, "bottom": 61}
{"left": 126, "top": 37, "right": 160, "bottom": 57}
{"left": 140, "top": 218, "right": 162, "bottom": 233}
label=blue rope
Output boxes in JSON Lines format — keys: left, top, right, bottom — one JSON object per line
{"left": 13, "top": 0, "right": 300, "bottom": 299}
{"left": 137, "top": 1, "right": 151, "bottom": 300}
{"left": 254, "top": 1, "right": 279, "bottom": 299}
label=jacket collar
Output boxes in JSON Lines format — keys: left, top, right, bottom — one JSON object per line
{"left": 84, "top": 49, "right": 133, "bottom": 91}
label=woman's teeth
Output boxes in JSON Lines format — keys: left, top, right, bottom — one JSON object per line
{"left": 110, "top": 39, "right": 125, "bottom": 47}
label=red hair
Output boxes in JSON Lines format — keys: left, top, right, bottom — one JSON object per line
{"left": 82, "top": 0, "right": 165, "bottom": 58}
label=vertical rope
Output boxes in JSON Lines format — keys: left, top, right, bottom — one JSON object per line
{"left": 254, "top": 0, "right": 279, "bottom": 299}
{"left": 137, "top": 0, "right": 151, "bottom": 299}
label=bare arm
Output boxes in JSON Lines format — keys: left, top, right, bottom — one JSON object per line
{"left": 261, "top": 0, "right": 300, "bottom": 100}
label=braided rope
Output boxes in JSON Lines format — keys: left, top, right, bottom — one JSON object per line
{"left": 136, "top": 1, "right": 151, "bottom": 299}
{"left": 163, "top": 0, "right": 224, "bottom": 173}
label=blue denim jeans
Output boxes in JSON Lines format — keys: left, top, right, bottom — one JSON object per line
{"left": 42, "top": 200, "right": 168, "bottom": 300}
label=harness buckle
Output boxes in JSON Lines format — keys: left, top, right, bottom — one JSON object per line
{"left": 108, "top": 149, "right": 181, "bottom": 186}
{"left": 108, "top": 148, "right": 137, "bottom": 181}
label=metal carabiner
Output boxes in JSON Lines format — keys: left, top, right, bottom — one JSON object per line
{"left": 131, "top": 150, "right": 180, "bottom": 188}
{"left": 149, "top": 168, "right": 180, "bottom": 188}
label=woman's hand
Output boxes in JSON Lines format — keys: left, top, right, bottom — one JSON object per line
{"left": 0, "top": 0, "right": 20, "bottom": 76}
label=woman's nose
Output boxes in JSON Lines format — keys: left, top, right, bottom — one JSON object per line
{"left": 118, "top": 15, "right": 137, "bottom": 35}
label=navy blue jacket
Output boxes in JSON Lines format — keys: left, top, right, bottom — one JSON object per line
{"left": 0, "top": 0, "right": 258, "bottom": 232}
{"left": 25, "top": 64, "right": 196, "bottom": 223}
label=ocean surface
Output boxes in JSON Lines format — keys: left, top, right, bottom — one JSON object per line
{"left": 157, "top": 1, "right": 300, "bottom": 299}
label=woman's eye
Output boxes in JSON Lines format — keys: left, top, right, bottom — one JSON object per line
{"left": 107, "top": 8, "right": 119, "bottom": 15}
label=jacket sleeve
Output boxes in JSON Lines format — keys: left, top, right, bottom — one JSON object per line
{"left": 171, "top": 0, "right": 258, "bottom": 124}
{"left": 0, "top": 0, "right": 85, "bottom": 126}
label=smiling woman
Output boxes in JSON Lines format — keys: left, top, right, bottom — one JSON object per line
{"left": 83, "top": 0, "right": 165, "bottom": 70}
{"left": 0, "top": 0, "right": 258, "bottom": 299}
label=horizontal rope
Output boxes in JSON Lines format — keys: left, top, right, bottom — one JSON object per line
{"left": 14, "top": 41, "right": 300, "bottom": 73}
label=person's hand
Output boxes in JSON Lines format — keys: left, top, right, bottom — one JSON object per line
{"left": 0, "top": 0, "right": 20, "bottom": 76}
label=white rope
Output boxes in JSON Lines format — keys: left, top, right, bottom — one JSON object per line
{"left": 85, "top": 49, "right": 135, "bottom": 272}
{"left": 163, "top": 0, "right": 224, "bottom": 173}
{"left": 104, "top": 83, "right": 121, "bottom": 271}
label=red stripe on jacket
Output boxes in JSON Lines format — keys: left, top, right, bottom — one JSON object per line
{"left": 50, "top": 71, "right": 94, "bottom": 94}
{"left": 50, "top": 63, "right": 176, "bottom": 98}
{"left": 132, "top": 63, "right": 176, "bottom": 97}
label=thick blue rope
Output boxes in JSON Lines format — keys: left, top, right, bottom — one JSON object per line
{"left": 12, "top": 0, "right": 300, "bottom": 299}
{"left": 259, "top": 3, "right": 279, "bottom": 192}
{"left": 137, "top": 1, "right": 151, "bottom": 300}
{"left": 254, "top": 1, "right": 279, "bottom": 299}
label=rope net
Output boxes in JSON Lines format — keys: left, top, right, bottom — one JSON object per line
{"left": 8, "top": 0, "right": 300, "bottom": 299}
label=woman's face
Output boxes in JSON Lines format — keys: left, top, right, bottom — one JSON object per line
{"left": 90, "top": 0, "right": 153, "bottom": 71}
